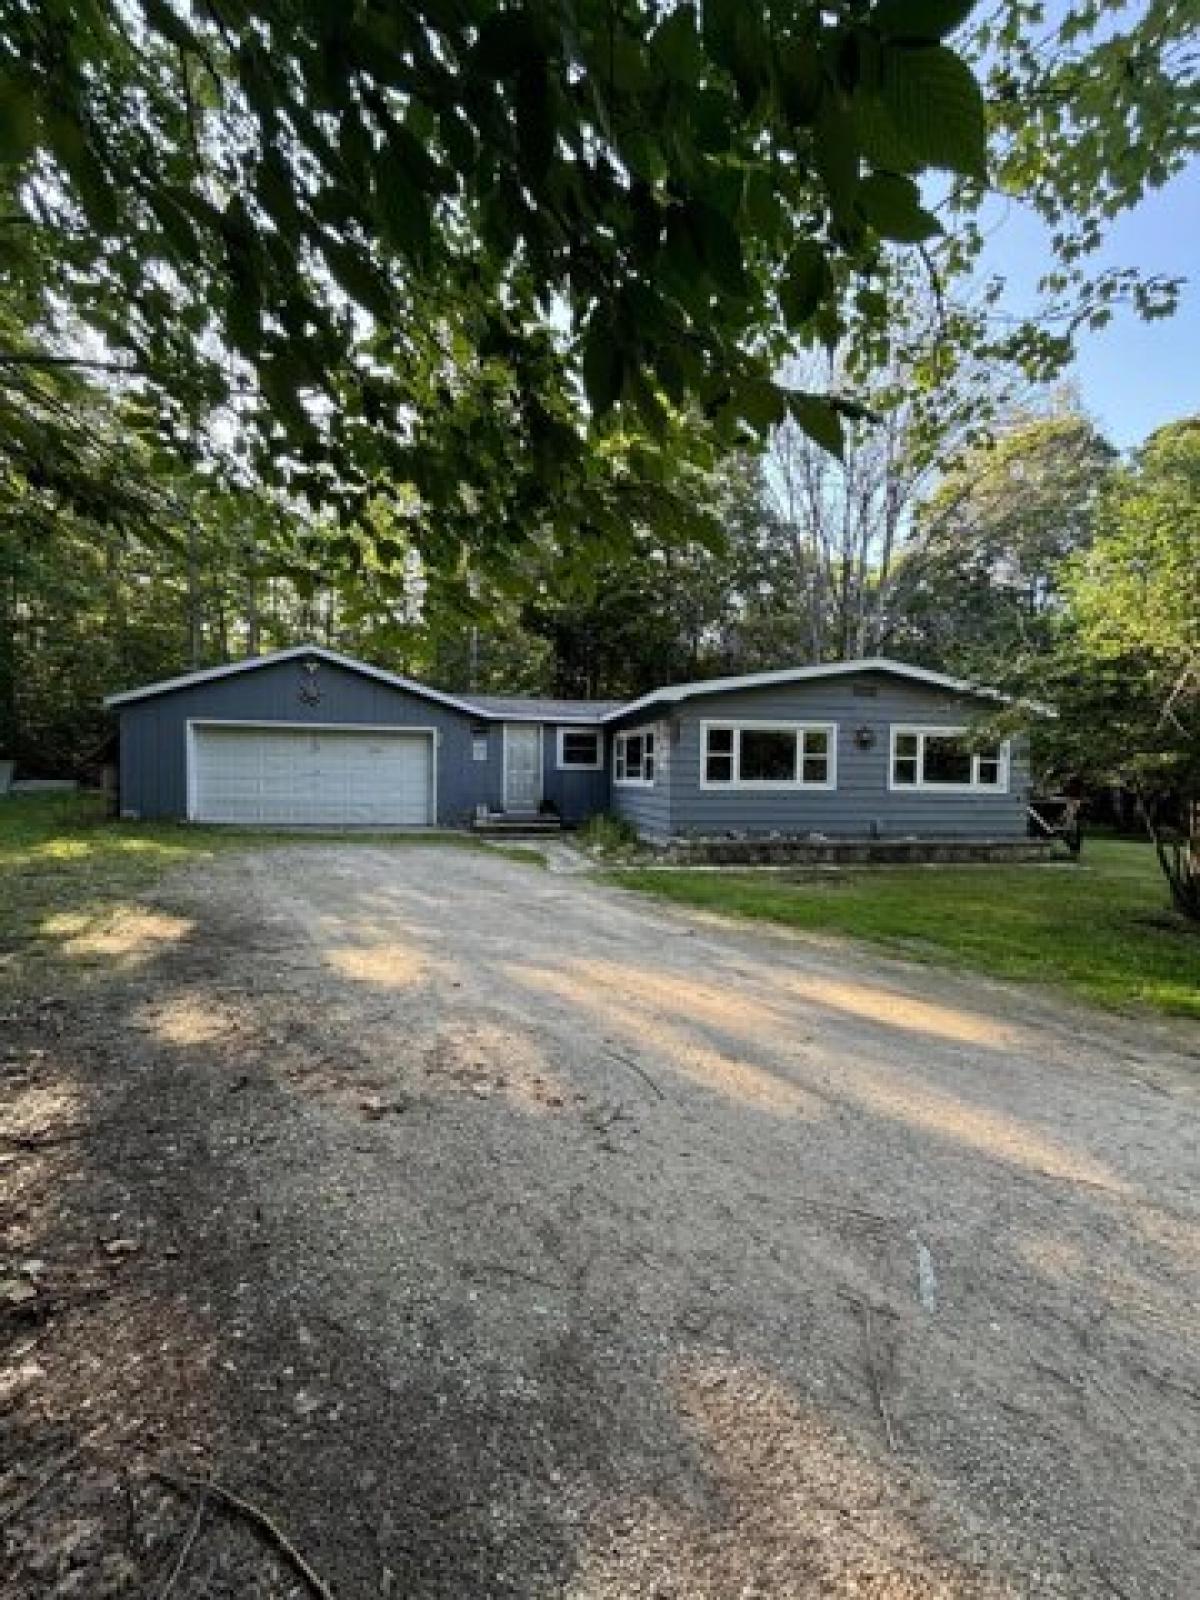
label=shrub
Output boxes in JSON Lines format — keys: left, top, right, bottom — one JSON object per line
{"left": 578, "top": 813, "right": 640, "bottom": 855}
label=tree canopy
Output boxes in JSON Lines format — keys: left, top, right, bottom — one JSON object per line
{"left": 2, "top": 0, "right": 1195, "bottom": 579}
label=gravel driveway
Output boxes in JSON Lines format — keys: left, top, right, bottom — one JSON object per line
{"left": 4, "top": 844, "right": 1199, "bottom": 1597}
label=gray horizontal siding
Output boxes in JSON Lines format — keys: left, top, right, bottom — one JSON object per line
{"left": 668, "top": 672, "right": 1030, "bottom": 840}
{"left": 608, "top": 717, "right": 671, "bottom": 841}
{"left": 540, "top": 725, "right": 609, "bottom": 823}
{"left": 119, "top": 655, "right": 485, "bottom": 825}
{"left": 471, "top": 724, "right": 609, "bottom": 821}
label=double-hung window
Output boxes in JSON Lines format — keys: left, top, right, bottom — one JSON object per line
{"left": 890, "top": 726, "right": 1009, "bottom": 791}
{"left": 701, "top": 722, "right": 836, "bottom": 789}
{"left": 557, "top": 727, "right": 603, "bottom": 770}
{"left": 614, "top": 726, "right": 656, "bottom": 786}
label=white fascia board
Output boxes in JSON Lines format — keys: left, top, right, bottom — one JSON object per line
{"left": 600, "top": 658, "right": 1051, "bottom": 723}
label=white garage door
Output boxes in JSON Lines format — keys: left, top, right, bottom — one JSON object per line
{"left": 190, "top": 724, "right": 434, "bottom": 826}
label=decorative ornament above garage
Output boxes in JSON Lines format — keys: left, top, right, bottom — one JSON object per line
{"left": 298, "top": 659, "right": 322, "bottom": 706}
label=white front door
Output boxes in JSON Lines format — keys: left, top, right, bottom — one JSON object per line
{"left": 503, "top": 724, "right": 542, "bottom": 813}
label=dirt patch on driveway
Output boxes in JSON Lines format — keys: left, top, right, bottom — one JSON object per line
{"left": 3, "top": 844, "right": 1199, "bottom": 1597}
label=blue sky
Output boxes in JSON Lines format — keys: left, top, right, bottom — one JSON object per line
{"left": 976, "top": 151, "right": 1198, "bottom": 453}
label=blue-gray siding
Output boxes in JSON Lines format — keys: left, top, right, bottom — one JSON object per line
{"left": 612, "top": 671, "right": 1030, "bottom": 841}
{"left": 608, "top": 716, "right": 674, "bottom": 842}
{"left": 118, "top": 656, "right": 482, "bottom": 824}
{"left": 117, "top": 657, "right": 1031, "bottom": 838}
{"left": 118, "top": 656, "right": 608, "bottom": 825}
{"left": 474, "top": 723, "right": 607, "bottom": 822}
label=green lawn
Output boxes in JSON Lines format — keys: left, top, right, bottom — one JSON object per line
{"left": 608, "top": 841, "right": 1200, "bottom": 1019}
{"left": 0, "top": 792, "right": 537, "bottom": 991}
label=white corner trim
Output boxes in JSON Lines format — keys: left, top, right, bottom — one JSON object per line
{"left": 698, "top": 719, "right": 839, "bottom": 792}
{"left": 555, "top": 725, "right": 604, "bottom": 771}
{"left": 887, "top": 724, "right": 1011, "bottom": 794}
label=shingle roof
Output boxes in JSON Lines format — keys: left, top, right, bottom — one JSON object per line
{"left": 105, "top": 645, "right": 1040, "bottom": 721}
{"left": 469, "top": 694, "right": 627, "bottom": 723}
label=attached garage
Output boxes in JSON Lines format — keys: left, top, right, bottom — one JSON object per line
{"left": 188, "top": 722, "right": 435, "bottom": 826}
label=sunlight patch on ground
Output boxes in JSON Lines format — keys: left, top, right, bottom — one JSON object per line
{"left": 324, "top": 940, "right": 434, "bottom": 987}
{"left": 31, "top": 838, "right": 94, "bottom": 863}
{"left": 1, "top": 1082, "right": 84, "bottom": 1142}
{"left": 775, "top": 973, "right": 1019, "bottom": 1049}
{"left": 559, "top": 957, "right": 810, "bottom": 1039}
{"left": 42, "top": 906, "right": 193, "bottom": 962}
{"left": 509, "top": 961, "right": 823, "bottom": 1116}
{"left": 565, "top": 1350, "right": 1006, "bottom": 1598}
{"left": 144, "top": 995, "right": 240, "bottom": 1047}
{"left": 843, "top": 1066, "right": 1125, "bottom": 1192}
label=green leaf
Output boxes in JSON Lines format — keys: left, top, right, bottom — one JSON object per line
{"left": 878, "top": 44, "right": 987, "bottom": 178}
{"left": 0, "top": 79, "right": 38, "bottom": 164}
{"left": 582, "top": 317, "right": 623, "bottom": 417}
{"left": 45, "top": 111, "right": 118, "bottom": 232}
{"left": 812, "top": 93, "right": 860, "bottom": 225}
{"left": 322, "top": 240, "right": 393, "bottom": 318}
{"left": 654, "top": 5, "right": 702, "bottom": 81}
{"left": 857, "top": 171, "right": 943, "bottom": 240}
{"left": 689, "top": 200, "right": 746, "bottom": 296}
{"left": 374, "top": 164, "right": 432, "bottom": 263}
{"left": 788, "top": 393, "right": 845, "bottom": 456}
{"left": 736, "top": 376, "right": 786, "bottom": 433}
{"left": 778, "top": 37, "right": 823, "bottom": 127}
{"left": 779, "top": 240, "right": 831, "bottom": 327}
{"left": 473, "top": 10, "right": 543, "bottom": 78}
{"left": 871, "top": 0, "right": 977, "bottom": 42}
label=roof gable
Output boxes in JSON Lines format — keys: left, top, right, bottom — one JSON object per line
{"left": 103, "top": 645, "right": 486, "bottom": 717}
{"left": 104, "top": 648, "right": 1033, "bottom": 724}
{"left": 601, "top": 659, "right": 1026, "bottom": 723}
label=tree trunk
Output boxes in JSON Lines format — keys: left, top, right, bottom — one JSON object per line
{"left": 1144, "top": 793, "right": 1200, "bottom": 923}
{"left": 186, "top": 515, "right": 202, "bottom": 667}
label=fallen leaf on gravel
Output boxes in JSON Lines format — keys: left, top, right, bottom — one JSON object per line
{"left": 359, "top": 1093, "right": 410, "bottom": 1119}
{"left": 102, "top": 1238, "right": 141, "bottom": 1259}
{"left": 1, "top": 1277, "right": 38, "bottom": 1305}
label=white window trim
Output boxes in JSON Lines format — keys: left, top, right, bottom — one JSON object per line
{"left": 888, "top": 724, "right": 1010, "bottom": 794}
{"left": 699, "top": 719, "right": 838, "bottom": 792}
{"left": 614, "top": 724, "right": 658, "bottom": 788}
{"left": 556, "top": 725, "right": 604, "bottom": 771}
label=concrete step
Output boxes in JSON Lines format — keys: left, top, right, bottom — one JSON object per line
{"left": 472, "top": 815, "right": 564, "bottom": 837}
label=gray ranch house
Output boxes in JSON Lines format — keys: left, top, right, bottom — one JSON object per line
{"left": 105, "top": 645, "right": 1031, "bottom": 843}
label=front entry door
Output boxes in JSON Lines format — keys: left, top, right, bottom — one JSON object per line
{"left": 503, "top": 724, "right": 543, "bottom": 812}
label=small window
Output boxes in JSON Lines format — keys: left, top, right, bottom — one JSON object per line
{"left": 701, "top": 723, "right": 836, "bottom": 789}
{"left": 615, "top": 726, "right": 656, "bottom": 785}
{"left": 472, "top": 728, "right": 489, "bottom": 763}
{"left": 890, "top": 727, "right": 1009, "bottom": 792}
{"left": 892, "top": 732, "right": 919, "bottom": 786}
{"left": 704, "top": 726, "right": 733, "bottom": 784}
{"left": 558, "top": 727, "right": 602, "bottom": 770}
{"left": 976, "top": 750, "right": 1003, "bottom": 786}
{"left": 801, "top": 727, "right": 830, "bottom": 784}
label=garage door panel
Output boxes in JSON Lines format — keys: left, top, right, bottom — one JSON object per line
{"left": 191, "top": 725, "right": 433, "bottom": 825}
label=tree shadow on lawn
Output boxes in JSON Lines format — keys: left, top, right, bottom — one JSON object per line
{"left": 2, "top": 864, "right": 1199, "bottom": 1597}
